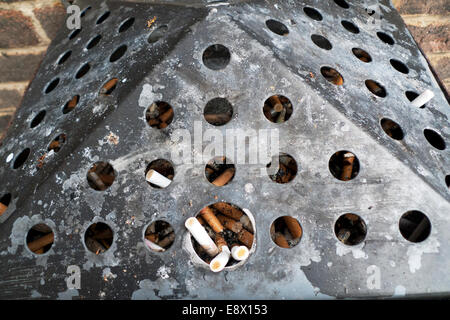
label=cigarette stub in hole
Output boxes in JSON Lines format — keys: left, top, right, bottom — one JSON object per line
{"left": 231, "top": 245, "right": 249, "bottom": 261}
{"left": 210, "top": 246, "right": 231, "bottom": 272}
{"left": 185, "top": 217, "right": 219, "bottom": 257}
{"left": 146, "top": 169, "right": 172, "bottom": 188}
{"left": 145, "top": 238, "right": 165, "bottom": 252}
{"left": 411, "top": 89, "right": 434, "bottom": 108}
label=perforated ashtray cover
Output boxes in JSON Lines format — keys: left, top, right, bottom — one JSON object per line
{"left": 0, "top": 0, "right": 449, "bottom": 299}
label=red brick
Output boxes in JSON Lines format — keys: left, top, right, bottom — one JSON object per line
{"left": 434, "top": 56, "right": 450, "bottom": 81}
{"left": 0, "top": 89, "right": 22, "bottom": 110}
{"left": 0, "top": 9, "right": 40, "bottom": 48}
{"left": 394, "top": 0, "right": 450, "bottom": 15}
{"left": 407, "top": 24, "right": 450, "bottom": 53}
{"left": 34, "top": 3, "right": 66, "bottom": 40}
{"left": 0, "top": 53, "right": 44, "bottom": 82}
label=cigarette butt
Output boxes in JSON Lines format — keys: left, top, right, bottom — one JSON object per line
{"left": 204, "top": 114, "right": 231, "bottom": 124}
{"left": 200, "top": 207, "right": 224, "bottom": 233}
{"left": 337, "top": 229, "right": 351, "bottom": 243}
{"left": 212, "top": 202, "right": 243, "bottom": 220}
{"left": 411, "top": 89, "right": 434, "bottom": 108}
{"left": 269, "top": 95, "right": 284, "bottom": 112}
{"left": 27, "top": 233, "right": 54, "bottom": 253}
{"left": 217, "top": 214, "right": 243, "bottom": 233}
{"left": 67, "top": 95, "right": 79, "bottom": 109}
{"left": 159, "top": 108, "right": 173, "bottom": 123}
{"left": 48, "top": 141, "right": 60, "bottom": 151}
{"left": 100, "top": 78, "right": 118, "bottom": 94}
{"left": 283, "top": 216, "right": 302, "bottom": 239}
{"left": 185, "top": 217, "right": 219, "bottom": 257}
{"left": 146, "top": 169, "right": 172, "bottom": 188}
{"left": 341, "top": 154, "right": 355, "bottom": 181}
{"left": 276, "top": 108, "right": 286, "bottom": 123}
{"left": 346, "top": 213, "right": 359, "bottom": 222}
{"left": 211, "top": 168, "right": 235, "bottom": 186}
{"left": 145, "top": 234, "right": 158, "bottom": 242}
{"left": 147, "top": 118, "right": 159, "bottom": 126}
{"left": 144, "top": 238, "right": 165, "bottom": 252}
{"left": 159, "top": 122, "right": 168, "bottom": 129}
{"left": 238, "top": 228, "right": 254, "bottom": 249}
{"left": 196, "top": 216, "right": 206, "bottom": 225}
{"left": 86, "top": 237, "right": 106, "bottom": 254}
{"left": 87, "top": 171, "right": 106, "bottom": 190}
{"left": 274, "top": 233, "right": 290, "bottom": 248}
{"left": 35, "top": 248, "right": 44, "bottom": 254}
{"left": 209, "top": 246, "right": 231, "bottom": 272}
{"left": 231, "top": 245, "right": 249, "bottom": 261}
{"left": 158, "top": 232, "right": 174, "bottom": 248}
{"left": 239, "top": 215, "right": 253, "bottom": 233}
{"left": 0, "top": 203, "right": 7, "bottom": 216}
{"left": 214, "top": 233, "right": 227, "bottom": 250}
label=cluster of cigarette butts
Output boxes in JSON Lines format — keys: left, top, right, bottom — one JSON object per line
{"left": 26, "top": 224, "right": 55, "bottom": 255}
{"left": 145, "top": 101, "right": 174, "bottom": 129}
{"left": 185, "top": 203, "right": 254, "bottom": 273}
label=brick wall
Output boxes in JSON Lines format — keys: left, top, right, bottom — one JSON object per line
{"left": 0, "top": 0, "right": 449, "bottom": 141}
{"left": 392, "top": 0, "right": 450, "bottom": 93}
{"left": 0, "top": 0, "right": 65, "bottom": 140}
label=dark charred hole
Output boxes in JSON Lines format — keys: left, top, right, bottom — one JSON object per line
{"left": 380, "top": 118, "right": 404, "bottom": 140}
{"left": 62, "top": 95, "right": 80, "bottom": 114}
{"left": 146, "top": 101, "right": 174, "bottom": 129}
{"left": 202, "top": 44, "right": 231, "bottom": 70}
{"left": 263, "top": 95, "right": 293, "bottom": 123}
{"left": 110, "top": 45, "right": 127, "bottom": 62}
{"left": 57, "top": 50, "right": 71, "bottom": 65}
{"left": 311, "top": 34, "right": 332, "bottom": 50}
{"left": 266, "top": 19, "right": 289, "bottom": 36}
{"left": 335, "top": 214, "right": 367, "bottom": 245}
{"left": 45, "top": 78, "right": 59, "bottom": 94}
{"left": 377, "top": 31, "right": 395, "bottom": 45}
{"left": 341, "top": 20, "right": 359, "bottom": 34}
{"left": 352, "top": 48, "right": 372, "bottom": 63}
{"left": 0, "top": 193, "right": 12, "bottom": 217}
{"left": 96, "top": 11, "right": 110, "bottom": 24}
{"left": 48, "top": 133, "right": 67, "bottom": 153}
{"left": 75, "top": 63, "right": 90, "bottom": 79}
{"left": 145, "top": 159, "right": 174, "bottom": 189}
{"left": 118, "top": 17, "right": 135, "bottom": 33}
{"left": 266, "top": 153, "right": 298, "bottom": 184}
{"left": 13, "top": 148, "right": 30, "bottom": 169}
{"left": 85, "top": 222, "right": 114, "bottom": 254}
{"left": 190, "top": 202, "right": 254, "bottom": 267}
{"left": 270, "top": 216, "right": 302, "bottom": 248}
{"left": 399, "top": 211, "right": 431, "bottom": 243}
{"left": 68, "top": 28, "right": 81, "bottom": 40}
{"left": 86, "top": 35, "right": 101, "bottom": 49}
{"left": 26, "top": 224, "right": 54, "bottom": 255}
{"left": 424, "top": 129, "right": 446, "bottom": 150}
{"left": 329, "top": 150, "right": 359, "bottom": 181}
{"left": 303, "top": 7, "right": 323, "bottom": 21}
{"left": 87, "top": 162, "right": 116, "bottom": 191}
{"left": 204, "top": 98, "right": 233, "bottom": 126}
{"left": 30, "top": 110, "right": 46, "bottom": 128}
{"left": 321, "top": 67, "right": 344, "bottom": 85}
{"left": 144, "top": 220, "right": 175, "bottom": 252}
{"left": 205, "top": 157, "right": 235, "bottom": 187}
{"left": 365, "top": 79, "right": 387, "bottom": 97}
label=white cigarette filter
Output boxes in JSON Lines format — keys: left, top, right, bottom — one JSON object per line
{"left": 144, "top": 238, "right": 165, "bottom": 252}
{"left": 210, "top": 246, "right": 231, "bottom": 273}
{"left": 185, "top": 217, "right": 219, "bottom": 257}
{"left": 411, "top": 89, "right": 434, "bottom": 108}
{"left": 146, "top": 169, "right": 172, "bottom": 188}
{"left": 231, "top": 245, "right": 249, "bottom": 261}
